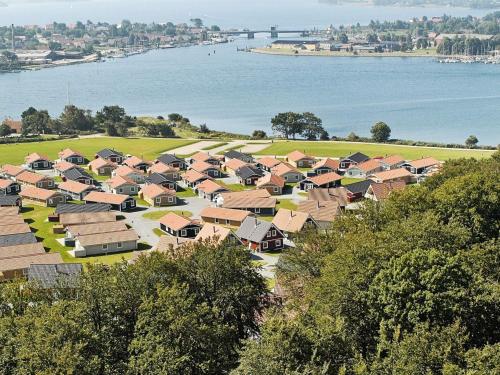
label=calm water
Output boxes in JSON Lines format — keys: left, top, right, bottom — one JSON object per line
{"left": 0, "top": 0, "right": 492, "bottom": 28}
{"left": 0, "top": 1, "right": 499, "bottom": 144}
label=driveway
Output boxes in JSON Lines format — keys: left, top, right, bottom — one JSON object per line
{"left": 121, "top": 196, "right": 213, "bottom": 247}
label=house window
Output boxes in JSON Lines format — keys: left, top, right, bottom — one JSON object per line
{"left": 37, "top": 182, "right": 43, "bottom": 188}
{"left": 168, "top": 196, "right": 173, "bottom": 203}
{"left": 284, "top": 175, "right": 289, "bottom": 181}
{"left": 267, "top": 231, "right": 271, "bottom": 238}
{"left": 102, "top": 244, "right": 108, "bottom": 250}
{"left": 100, "top": 168, "right": 104, "bottom": 174}
{"left": 130, "top": 187, "right": 136, "bottom": 192}
{"left": 214, "top": 218, "right": 219, "bottom": 224}
{"left": 194, "top": 229, "right": 199, "bottom": 234}
{"left": 246, "top": 178, "right": 252, "bottom": 184}
{"left": 273, "top": 187, "right": 279, "bottom": 193}
{"left": 47, "top": 181, "right": 53, "bottom": 187}
{"left": 119, "top": 188, "right": 123, "bottom": 193}
{"left": 275, "top": 239, "right": 282, "bottom": 247}
{"left": 255, "top": 208, "right": 261, "bottom": 214}
{"left": 121, "top": 202, "right": 126, "bottom": 209}
{"left": 155, "top": 197, "right": 161, "bottom": 204}
{"left": 117, "top": 242, "right": 123, "bottom": 249}
{"left": 272, "top": 230, "right": 276, "bottom": 236}
{"left": 173, "top": 174, "right": 178, "bottom": 179}
{"left": 78, "top": 157, "right": 83, "bottom": 163}
{"left": 181, "top": 229, "right": 187, "bottom": 236}
{"left": 48, "top": 199, "right": 53, "bottom": 205}
{"left": 225, "top": 219, "right": 230, "bottom": 224}
{"left": 213, "top": 171, "right": 218, "bottom": 176}
{"left": 262, "top": 241, "right": 268, "bottom": 250}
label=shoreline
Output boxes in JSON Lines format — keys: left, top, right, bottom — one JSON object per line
{"left": 250, "top": 47, "right": 440, "bottom": 58}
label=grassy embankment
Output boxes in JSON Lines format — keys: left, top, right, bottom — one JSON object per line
{"left": 0, "top": 137, "right": 197, "bottom": 165}
{"left": 255, "top": 141, "right": 494, "bottom": 160}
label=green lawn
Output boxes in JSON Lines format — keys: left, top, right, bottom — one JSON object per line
{"left": 0, "top": 137, "right": 197, "bottom": 165}
{"left": 153, "top": 228, "right": 164, "bottom": 237}
{"left": 341, "top": 177, "right": 364, "bottom": 185}
{"left": 202, "top": 142, "right": 228, "bottom": 151}
{"left": 21, "top": 205, "right": 134, "bottom": 265}
{"left": 177, "top": 186, "right": 197, "bottom": 198}
{"left": 216, "top": 180, "right": 254, "bottom": 192}
{"left": 276, "top": 199, "right": 298, "bottom": 211}
{"left": 142, "top": 209, "right": 193, "bottom": 221}
{"left": 255, "top": 141, "right": 494, "bottom": 160}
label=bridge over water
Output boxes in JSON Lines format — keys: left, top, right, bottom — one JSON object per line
{"left": 210, "top": 27, "right": 309, "bottom": 39}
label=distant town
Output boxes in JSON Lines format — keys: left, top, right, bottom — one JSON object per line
{"left": 1, "top": 12, "right": 499, "bottom": 71}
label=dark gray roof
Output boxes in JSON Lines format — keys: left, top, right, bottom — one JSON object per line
{"left": 342, "top": 152, "right": 370, "bottom": 164}
{"left": 236, "top": 165, "right": 264, "bottom": 179}
{"left": 156, "top": 154, "right": 185, "bottom": 165}
{"left": 62, "top": 167, "right": 93, "bottom": 181}
{"left": 0, "top": 232, "right": 37, "bottom": 247}
{"left": 55, "top": 203, "right": 111, "bottom": 215}
{"left": 236, "top": 216, "right": 274, "bottom": 243}
{"left": 27, "top": 263, "right": 83, "bottom": 288}
{"left": 0, "top": 195, "right": 21, "bottom": 206}
{"left": 145, "top": 173, "right": 175, "bottom": 185}
{"left": 96, "top": 148, "right": 123, "bottom": 159}
{"left": 224, "top": 150, "right": 254, "bottom": 163}
{"left": 344, "top": 180, "right": 373, "bottom": 195}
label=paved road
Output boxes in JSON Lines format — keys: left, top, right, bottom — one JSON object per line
{"left": 122, "top": 195, "right": 213, "bottom": 247}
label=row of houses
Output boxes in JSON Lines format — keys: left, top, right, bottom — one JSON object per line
{"left": 0, "top": 205, "right": 66, "bottom": 281}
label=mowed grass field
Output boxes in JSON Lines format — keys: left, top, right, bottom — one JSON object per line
{"left": 255, "top": 141, "right": 495, "bottom": 160}
{"left": 0, "top": 137, "right": 197, "bottom": 165}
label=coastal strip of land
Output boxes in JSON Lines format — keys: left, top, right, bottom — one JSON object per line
{"left": 251, "top": 47, "right": 440, "bottom": 58}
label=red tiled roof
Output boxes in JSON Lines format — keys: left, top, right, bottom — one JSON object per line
{"left": 381, "top": 155, "right": 405, "bottom": 166}
{"left": 89, "top": 157, "right": 116, "bottom": 170}
{"left": 0, "top": 179, "right": 16, "bottom": 189}
{"left": 272, "top": 162, "right": 301, "bottom": 177}
{"left": 370, "top": 168, "right": 412, "bottom": 182}
{"left": 182, "top": 169, "right": 210, "bottom": 183}
{"left": 195, "top": 224, "right": 233, "bottom": 243}
{"left": 196, "top": 179, "right": 227, "bottom": 194}
{"left": 54, "top": 161, "right": 77, "bottom": 172}
{"left": 350, "top": 159, "right": 381, "bottom": 173}
{"left": 272, "top": 208, "right": 311, "bottom": 233}
{"left": 191, "top": 160, "right": 218, "bottom": 173}
{"left": 257, "top": 157, "right": 281, "bottom": 169}
{"left": 105, "top": 175, "right": 138, "bottom": 189}
{"left": 408, "top": 157, "right": 440, "bottom": 169}
{"left": 312, "top": 158, "right": 340, "bottom": 170}
{"left": 224, "top": 158, "right": 248, "bottom": 171}
{"left": 140, "top": 184, "right": 175, "bottom": 199}
{"left": 58, "top": 180, "right": 93, "bottom": 194}
{"left": 200, "top": 207, "right": 252, "bottom": 222}
{"left": 367, "top": 181, "right": 406, "bottom": 200}
{"left": 159, "top": 212, "right": 195, "bottom": 231}
{"left": 58, "top": 148, "right": 83, "bottom": 160}
{"left": 20, "top": 186, "right": 60, "bottom": 200}
{"left": 287, "top": 150, "right": 314, "bottom": 162}
{"left": 84, "top": 191, "right": 131, "bottom": 205}
{"left": 123, "top": 156, "right": 151, "bottom": 168}
{"left": 25, "top": 153, "right": 50, "bottom": 165}
{"left": 1, "top": 164, "right": 25, "bottom": 177}
{"left": 256, "top": 174, "right": 285, "bottom": 188}
{"left": 308, "top": 172, "right": 343, "bottom": 186}
{"left": 17, "top": 171, "right": 50, "bottom": 184}
{"left": 114, "top": 165, "right": 144, "bottom": 177}
{"left": 148, "top": 162, "right": 178, "bottom": 174}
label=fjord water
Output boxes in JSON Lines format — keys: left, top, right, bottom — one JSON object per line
{"left": 0, "top": 0, "right": 499, "bottom": 144}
